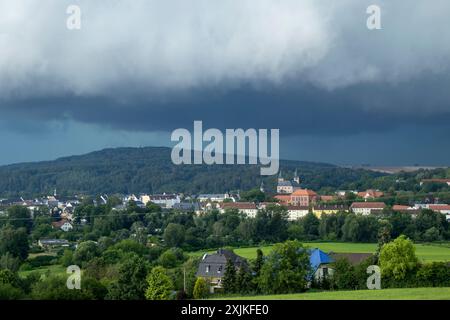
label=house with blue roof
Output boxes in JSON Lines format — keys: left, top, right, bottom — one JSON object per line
{"left": 309, "top": 248, "right": 334, "bottom": 282}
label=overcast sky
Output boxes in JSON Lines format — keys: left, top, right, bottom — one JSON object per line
{"left": 0, "top": 0, "right": 449, "bottom": 166}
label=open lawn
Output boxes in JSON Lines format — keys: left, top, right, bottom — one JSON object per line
{"left": 217, "top": 287, "right": 450, "bottom": 300}
{"left": 18, "top": 264, "right": 67, "bottom": 279}
{"left": 191, "top": 242, "right": 450, "bottom": 262}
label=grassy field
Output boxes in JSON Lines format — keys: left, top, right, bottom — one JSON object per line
{"left": 191, "top": 242, "right": 450, "bottom": 262}
{"left": 217, "top": 287, "right": 450, "bottom": 300}
{"left": 18, "top": 264, "right": 67, "bottom": 279}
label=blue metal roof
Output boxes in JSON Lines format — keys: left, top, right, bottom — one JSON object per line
{"left": 309, "top": 248, "right": 333, "bottom": 274}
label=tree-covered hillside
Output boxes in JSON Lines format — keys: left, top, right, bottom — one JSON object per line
{"left": 0, "top": 147, "right": 389, "bottom": 197}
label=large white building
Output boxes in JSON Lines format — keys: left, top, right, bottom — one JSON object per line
{"left": 285, "top": 206, "right": 309, "bottom": 220}
{"left": 146, "top": 194, "right": 181, "bottom": 208}
{"left": 197, "top": 193, "right": 234, "bottom": 203}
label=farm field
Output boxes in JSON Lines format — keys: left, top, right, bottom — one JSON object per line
{"left": 217, "top": 287, "right": 450, "bottom": 300}
{"left": 191, "top": 242, "right": 450, "bottom": 262}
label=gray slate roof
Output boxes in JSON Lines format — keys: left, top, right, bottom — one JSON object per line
{"left": 196, "top": 249, "right": 247, "bottom": 278}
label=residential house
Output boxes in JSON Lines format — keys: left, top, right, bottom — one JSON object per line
{"left": 428, "top": 204, "right": 450, "bottom": 221}
{"left": 219, "top": 202, "right": 258, "bottom": 218}
{"left": 350, "top": 202, "right": 386, "bottom": 215}
{"left": 309, "top": 249, "right": 333, "bottom": 282}
{"left": 196, "top": 249, "right": 248, "bottom": 293}
{"left": 391, "top": 205, "right": 420, "bottom": 217}
{"left": 357, "top": 189, "right": 384, "bottom": 200}
{"left": 310, "top": 251, "right": 373, "bottom": 282}
{"left": 51, "top": 219, "right": 73, "bottom": 232}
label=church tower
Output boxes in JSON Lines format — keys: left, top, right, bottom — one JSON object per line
{"left": 293, "top": 169, "right": 300, "bottom": 184}
{"left": 278, "top": 170, "right": 284, "bottom": 183}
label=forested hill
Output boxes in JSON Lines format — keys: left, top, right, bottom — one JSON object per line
{"left": 0, "top": 147, "right": 388, "bottom": 197}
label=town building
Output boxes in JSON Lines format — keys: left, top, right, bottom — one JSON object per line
{"left": 147, "top": 194, "right": 181, "bottom": 208}
{"left": 285, "top": 206, "right": 309, "bottom": 220}
{"left": 391, "top": 205, "right": 420, "bottom": 217}
{"left": 313, "top": 204, "right": 349, "bottom": 218}
{"left": 350, "top": 202, "right": 386, "bottom": 215}
{"left": 219, "top": 202, "right": 258, "bottom": 218}
{"left": 197, "top": 193, "right": 234, "bottom": 203}
{"left": 428, "top": 204, "right": 450, "bottom": 221}
{"left": 290, "top": 189, "right": 318, "bottom": 207}
{"left": 357, "top": 189, "right": 384, "bottom": 200}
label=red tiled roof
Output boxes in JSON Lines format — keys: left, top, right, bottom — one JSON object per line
{"left": 291, "top": 189, "right": 317, "bottom": 197}
{"left": 351, "top": 202, "right": 386, "bottom": 209}
{"left": 429, "top": 204, "right": 450, "bottom": 211}
{"left": 357, "top": 189, "right": 384, "bottom": 198}
{"left": 320, "top": 195, "right": 335, "bottom": 202}
{"left": 392, "top": 205, "right": 410, "bottom": 211}
{"left": 220, "top": 202, "right": 256, "bottom": 210}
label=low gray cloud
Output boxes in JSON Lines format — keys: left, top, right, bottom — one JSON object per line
{"left": 1, "top": 1, "right": 450, "bottom": 98}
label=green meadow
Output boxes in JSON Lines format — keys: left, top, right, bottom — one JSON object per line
{"left": 18, "top": 264, "right": 67, "bottom": 279}
{"left": 217, "top": 287, "right": 450, "bottom": 300}
{"left": 191, "top": 242, "right": 450, "bottom": 262}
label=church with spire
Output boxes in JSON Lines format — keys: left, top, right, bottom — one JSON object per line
{"left": 276, "top": 169, "right": 302, "bottom": 194}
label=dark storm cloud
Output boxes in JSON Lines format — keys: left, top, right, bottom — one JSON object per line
{"left": 0, "top": 0, "right": 450, "bottom": 141}
{"left": 4, "top": 73, "right": 450, "bottom": 137}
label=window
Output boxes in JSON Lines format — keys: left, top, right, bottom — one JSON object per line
{"left": 323, "top": 267, "right": 328, "bottom": 277}
{"left": 218, "top": 265, "right": 222, "bottom": 274}
{"left": 206, "top": 265, "right": 210, "bottom": 273}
